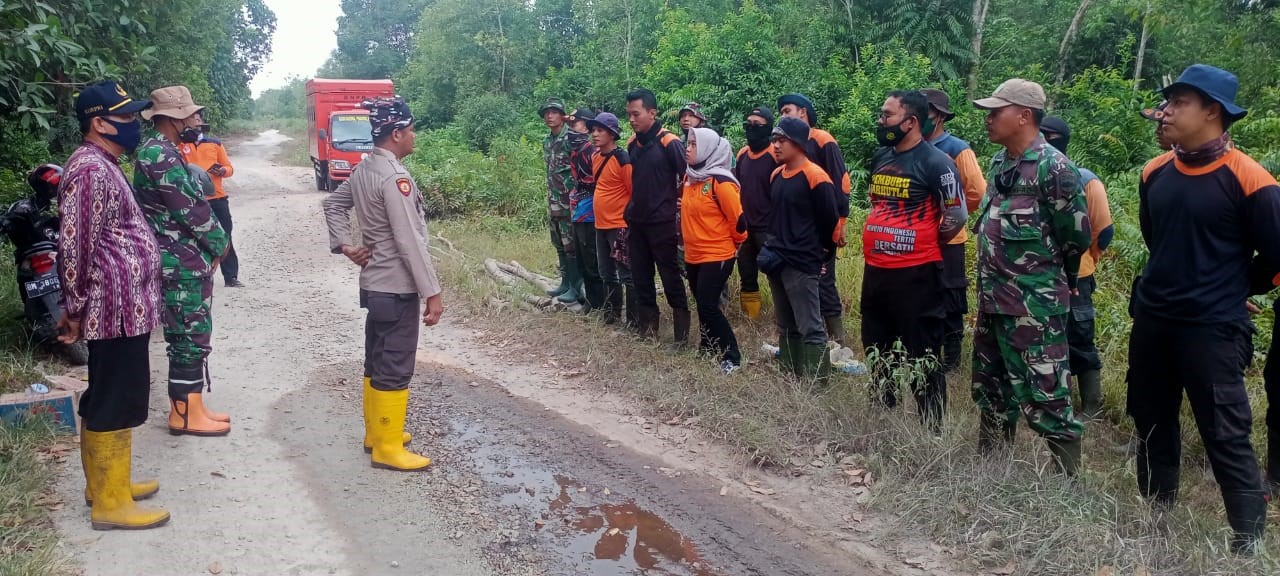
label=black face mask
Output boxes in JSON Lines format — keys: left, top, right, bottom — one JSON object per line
{"left": 1045, "top": 134, "right": 1070, "bottom": 155}
{"left": 179, "top": 126, "right": 202, "bottom": 143}
{"left": 744, "top": 123, "right": 773, "bottom": 151}
{"left": 875, "top": 121, "right": 908, "bottom": 147}
{"left": 922, "top": 116, "right": 937, "bottom": 137}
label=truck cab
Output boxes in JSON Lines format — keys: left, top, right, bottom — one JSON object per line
{"left": 306, "top": 78, "right": 395, "bottom": 191}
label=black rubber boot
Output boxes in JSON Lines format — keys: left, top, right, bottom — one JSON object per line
{"left": 1267, "top": 427, "right": 1280, "bottom": 499}
{"left": 942, "top": 330, "right": 963, "bottom": 372}
{"left": 547, "top": 252, "right": 570, "bottom": 297}
{"left": 624, "top": 287, "right": 640, "bottom": 331}
{"left": 800, "top": 343, "right": 832, "bottom": 387}
{"left": 824, "top": 316, "right": 846, "bottom": 346}
{"left": 603, "top": 283, "right": 623, "bottom": 325}
{"left": 1047, "top": 438, "right": 1082, "bottom": 477}
{"left": 1135, "top": 439, "right": 1180, "bottom": 509}
{"left": 638, "top": 305, "right": 660, "bottom": 340}
{"left": 670, "top": 308, "right": 691, "bottom": 352}
{"left": 1223, "top": 490, "right": 1267, "bottom": 555}
{"left": 978, "top": 414, "right": 1016, "bottom": 454}
{"left": 1077, "top": 370, "right": 1104, "bottom": 420}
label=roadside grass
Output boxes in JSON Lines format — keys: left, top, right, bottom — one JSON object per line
{"left": 0, "top": 418, "right": 72, "bottom": 576}
{"left": 0, "top": 254, "right": 74, "bottom": 575}
{"left": 0, "top": 257, "right": 48, "bottom": 395}
{"left": 430, "top": 215, "right": 1279, "bottom": 575}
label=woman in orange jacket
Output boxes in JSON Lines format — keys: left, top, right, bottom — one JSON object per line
{"left": 681, "top": 127, "right": 747, "bottom": 373}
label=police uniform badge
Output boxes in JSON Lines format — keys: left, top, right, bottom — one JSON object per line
{"left": 397, "top": 178, "right": 413, "bottom": 196}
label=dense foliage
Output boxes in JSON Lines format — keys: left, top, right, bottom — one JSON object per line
{"left": 0, "top": 0, "right": 276, "bottom": 203}
{"left": 301, "top": 0, "right": 1280, "bottom": 225}
{"left": 300, "top": 0, "right": 1280, "bottom": 413}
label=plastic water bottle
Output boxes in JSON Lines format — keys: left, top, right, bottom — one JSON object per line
{"left": 25, "top": 383, "right": 49, "bottom": 395}
{"left": 834, "top": 360, "right": 868, "bottom": 375}
{"left": 761, "top": 343, "right": 780, "bottom": 358}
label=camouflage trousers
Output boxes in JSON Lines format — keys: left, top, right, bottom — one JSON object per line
{"left": 163, "top": 277, "right": 214, "bottom": 398}
{"left": 971, "top": 312, "right": 1084, "bottom": 442}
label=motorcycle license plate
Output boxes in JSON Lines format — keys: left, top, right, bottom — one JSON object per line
{"left": 23, "top": 276, "right": 59, "bottom": 298}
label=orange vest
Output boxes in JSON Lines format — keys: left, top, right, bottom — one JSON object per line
{"left": 178, "top": 140, "right": 234, "bottom": 200}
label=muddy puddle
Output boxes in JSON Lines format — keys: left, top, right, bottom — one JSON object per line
{"left": 454, "top": 419, "right": 722, "bottom": 576}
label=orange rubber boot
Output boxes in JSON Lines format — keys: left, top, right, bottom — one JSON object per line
{"left": 169, "top": 393, "right": 231, "bottom": 437}
{"left": 201, "top": 398, "right": 231, "bottom": 423}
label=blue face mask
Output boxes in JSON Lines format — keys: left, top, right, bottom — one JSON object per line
{"left": 103, "top": 118, "right": 142, "bottom": 153}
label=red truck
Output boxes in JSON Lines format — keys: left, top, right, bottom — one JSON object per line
{"left": 306, "top": 78, "right": 396, "bottom": 191}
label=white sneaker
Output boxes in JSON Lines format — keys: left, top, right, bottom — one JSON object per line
{"left": 720, "top": 361, "right": 740, "bottom": 375}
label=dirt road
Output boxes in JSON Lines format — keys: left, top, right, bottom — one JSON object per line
{"left": 53, "top": 132, "right": 910, "bottom": 576}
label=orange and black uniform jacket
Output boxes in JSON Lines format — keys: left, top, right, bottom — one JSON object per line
{"left": 178, "top": 137, "right": 234, "bottom": 200}
{"left": 766, "top": 160, "right": 840, "bottom": 275}
{"left": 625, "top": 120, "right": 686, "bottom": 225}
{"left": 927, "top": 132, "right": 986, "bottom": 244}
{"left": 592, "top": 148, "right": 633, "bottom": 230}
{"left": 1136, "top": 148, "right": 1280, "bottom": 323}
{"left": 805, "top": 128, "right": 852, "bottom": 242}
{"left": 681, "top": 177, "right": 747, "bottom": 264}
{"left": 735, "top": 146, "right": 779, "bottom": 234}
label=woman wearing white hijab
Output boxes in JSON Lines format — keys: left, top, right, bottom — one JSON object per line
{"left": 681, "top": 127, "right": 747, "bottom": 373}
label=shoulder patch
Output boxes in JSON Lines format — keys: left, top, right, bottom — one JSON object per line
{"left": 396, "top": 178, "right": 413, "bottom": 196}
{"left": 659, "top": 131, "right": 681, "bottom": 147}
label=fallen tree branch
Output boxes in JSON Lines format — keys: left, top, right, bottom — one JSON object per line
{"left": 500, "top": 260, "right": 559, "bottom": 293}
{"left": 433, "top": 233, "right": 457, "bottom": 253}
{"left": 484, "top": 258, "right": 521, "bottom": 285}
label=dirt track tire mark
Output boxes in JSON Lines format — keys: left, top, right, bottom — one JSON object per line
{"left": 403, "top": 362, "right": 875, "bottom": 576}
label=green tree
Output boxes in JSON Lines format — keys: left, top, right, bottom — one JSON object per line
{"left": 325, "top": 0, "right": 430, "bottom": 79}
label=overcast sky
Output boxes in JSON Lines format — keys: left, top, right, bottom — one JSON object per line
{"left": 250, "top": 0, "right": 343, "bottom": 96}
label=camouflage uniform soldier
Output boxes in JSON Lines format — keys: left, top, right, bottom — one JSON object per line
{"left": 542, "top": 98, "right": 584, "bottom": 304}
{"left": 971, "top": 80, "right": 1091, "bottom": 474}
{"left": 134, "top": 86, "right": 230, "bottom": 437}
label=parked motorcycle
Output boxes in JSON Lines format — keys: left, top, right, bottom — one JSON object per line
{"left": 0, "top": 165, "right": 89, "bottom": 365}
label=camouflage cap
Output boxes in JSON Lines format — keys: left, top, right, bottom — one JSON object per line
{"left": 679, "top": 102, "right": 707, "bottom": 122}
{"left": 539, "top": 97, "right": 567, "bottom": 117}
{"left": 973, "top": 79, "right": 1047, "bottom": 111}
{"left": 362, "top": 96, "right": 414, "bottom": 138}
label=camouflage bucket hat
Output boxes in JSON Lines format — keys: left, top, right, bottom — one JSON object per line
{"left": 363, "top": 96, "right": 414, "bottom": 138}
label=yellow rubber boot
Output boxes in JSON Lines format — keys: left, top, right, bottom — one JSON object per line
{"left": 82, "top": 429, "right": 170, "bottom": 530}
{"left": 82, "top": 439, "right": 159, "bottom": 505}
{"left": 363, "top": 378, "right": 411, "bottom": 453}
{"left": 740, "top": 291, "right": 762, "bottom": 320}
{"left": 367, "top": 388, "right": 431, "bottom": 471}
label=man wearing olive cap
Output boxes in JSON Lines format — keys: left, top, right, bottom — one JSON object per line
{"left": 970, "top": 79, "right": 1091, "bottom": 475}
{"left": 133, "top": 85, "right": 231, "bottom": 438}
{"left": 323, "top": 96, "right": 442, "bottom": 472}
